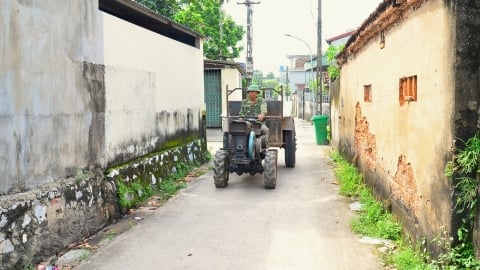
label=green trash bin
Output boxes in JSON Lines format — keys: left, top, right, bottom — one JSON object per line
{"left": 311, "top": 115, "right": 329, "bottom": 145}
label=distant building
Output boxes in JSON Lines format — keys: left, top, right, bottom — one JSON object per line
{"left": 283, "top": 54, "right": 316, "bottom": 93}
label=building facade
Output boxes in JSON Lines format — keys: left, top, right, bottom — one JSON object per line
{"left": 331, "top": 0, "right": 480, "bottom": 256}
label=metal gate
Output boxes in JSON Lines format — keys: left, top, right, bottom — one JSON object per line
{"left": 204, "top": 69, "right": 222, "bottom": 128}
{"left": 297, "top": 88, "right": 305, "bottom": 120}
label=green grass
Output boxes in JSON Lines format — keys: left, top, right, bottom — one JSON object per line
{"left": 351, "top": 188, "right": 401, "bottom": 240}
{"left": 330, "top": 150, "right": 414, "bottom": 268}
{"left": 158, "top": 175, "right": 187, "bottom": 199}
{"left": 330, "top": 151, "right": 363, "bottom": 196}
{"left": 79, "top": 250, "right": 92, "bottom": 261}
{"left": 116, "top": 161, "right": 200, "bottom": 209}
{"left": 391, "top": 245, "right": 425, "bottom": 270}
{"left": 103, "top": 230, "right": 117, "bottom": 241}
{"left": 330, "top": 151, "right": 401, "bottom": 241}
{"left": 330, "top": 149, "right": 480, "bottom": 269}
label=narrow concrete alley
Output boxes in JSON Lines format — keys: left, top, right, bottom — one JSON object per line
{"left": 73, "top": 118, "right": 382, "bottom": 270}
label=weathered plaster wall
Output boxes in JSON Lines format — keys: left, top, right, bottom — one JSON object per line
{"left": 102, "top": 13, "right": 205, "bottom": 166}
{"left": 0, "top": 170, "right": 118, "bottom": 269}
{"left": 333, "top": 0, "right": 455, "bottom": 245}
{"left": 0, "top": 1, "right": 104, "bottom": 194}
{"left": 0, "top": 140, "right": 207, "bottom": 269}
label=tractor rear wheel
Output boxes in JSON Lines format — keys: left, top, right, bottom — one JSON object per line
{"left": 263, "top": 149, "right": 278, "bottom": 189}
{"left": 284, "top": 129, "right": 296, "bottom": 168}
{"left": 213, "top": 150, "right": 229, "bottom": 188}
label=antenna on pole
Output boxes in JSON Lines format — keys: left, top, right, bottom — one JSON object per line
{"left": 237, "top": 0, "right": 260, "bottom": 85}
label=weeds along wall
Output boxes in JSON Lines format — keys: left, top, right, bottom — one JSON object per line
{"left": 332, "top": 0, "right": 480, "bottom": 258}
{"left": 450, "top": 0, "right": 480, "bottom": 257}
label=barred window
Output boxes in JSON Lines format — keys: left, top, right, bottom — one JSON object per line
{"left": 399, "top": 76, "right": 417, "bottom": 105}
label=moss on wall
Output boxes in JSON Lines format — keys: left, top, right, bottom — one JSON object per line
{"left": 106, "top": 137, "right": 209, "bottom": 212}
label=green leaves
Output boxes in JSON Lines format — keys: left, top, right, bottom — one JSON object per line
{"left": 135, "top": 0, "right": 181, "bottom": 19}
{"left": 134, "top": 0, "right": 244, "bottom": 60}
{"left": 325, "top": 44, "right": 344, "bottom": 80}
{"left": 172, "top": 0, "right": 244, "bottom": 60}
{"left": 456, "top": 135, "right": 480, "bottom": 175}
{"left": 445, "top": 133, "right": 480, "bottom": 215}
{"left": 454, "top": 177, "right": 478, "bottom": 214}
{"left": 438, "top": 133, "right": 480, "bottom": 269}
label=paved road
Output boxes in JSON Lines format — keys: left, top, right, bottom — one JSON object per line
{"left": 74, "top": 118, "right": 382, "bottom": 270}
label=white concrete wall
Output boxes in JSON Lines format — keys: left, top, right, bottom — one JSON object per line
{"left": 0, "top": 1, "right": 206, "bottom": 265}
{"left": 221, "top": 68, "right": 242, "bottom": 109}
{"left": 0, "top": 1, "right": 103, "bottom": 193}
{"left": 102, "top": 13, "right": 204, "bottom": 164}
{"left": 0, "top": 1, "right": 205, "bottom": 192}
{"left": 333, "top": 0, "right": 454, "bottom": 236}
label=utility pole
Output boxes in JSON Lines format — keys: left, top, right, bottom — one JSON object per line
{"left": 238, "top": 0, "right": 260, "bottom": 86}
{"left": 316, "top": 0, "right": 322, "bottom": 115}
{"left": 219, "top": 1, "right": 224, "bottom": 60}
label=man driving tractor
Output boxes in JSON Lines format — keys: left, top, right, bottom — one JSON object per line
{"left": 239, "top": 84, "right": 269, "bottom": 137}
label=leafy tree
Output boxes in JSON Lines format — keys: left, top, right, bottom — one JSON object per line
{"left": 263, "top": 79, "right": 278, "bottom": 98}
{"left": 325, "top": 44, "right": 344, "bottom": 81}
{"left": 265, "top": 72, "right": 275, "bottom": 80}
{"left": 251, "top": 69, "right": 264, "bottom": 86}
{"left": 283, "top": 84, "right": 291, "bottom": 97}
{"left": 134, "top": 0, "right": 244, "bottom": 60}
{"left": 135, "top": 0, "right": 182, "bottom": 19}
{"left": 173, "top": 0, "right": 244, "bottom": 60}
{"left": 262, "top": 79, "right": 277, "bottom": 89}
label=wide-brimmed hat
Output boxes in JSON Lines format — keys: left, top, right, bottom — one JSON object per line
{"left": 246, "top": 84, "right": 261, "bottom": 93}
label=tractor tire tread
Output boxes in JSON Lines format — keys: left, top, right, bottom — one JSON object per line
{"left": 213, "top": 150, "right": 229, "bottom": 188}
{"left": 264, "top": 150, "right": 277, "bottom": 189}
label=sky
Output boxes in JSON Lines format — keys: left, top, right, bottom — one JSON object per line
{"left": 222, "top": 0, "right": 382, "bottom": 75}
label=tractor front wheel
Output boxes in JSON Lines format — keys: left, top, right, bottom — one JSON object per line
{"left": 213, "top": 150, "right": 229, "bottom": 188}
{"left": 263, "top": 149, "right": 278, "bottom": 189}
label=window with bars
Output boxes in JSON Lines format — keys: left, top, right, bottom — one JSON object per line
{"left": 399, "top": 75, "right": 417, "bottom": 105}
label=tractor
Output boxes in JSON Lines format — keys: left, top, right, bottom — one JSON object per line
{"left": 213, "top": 86, "right": 296, "bottom": 189}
